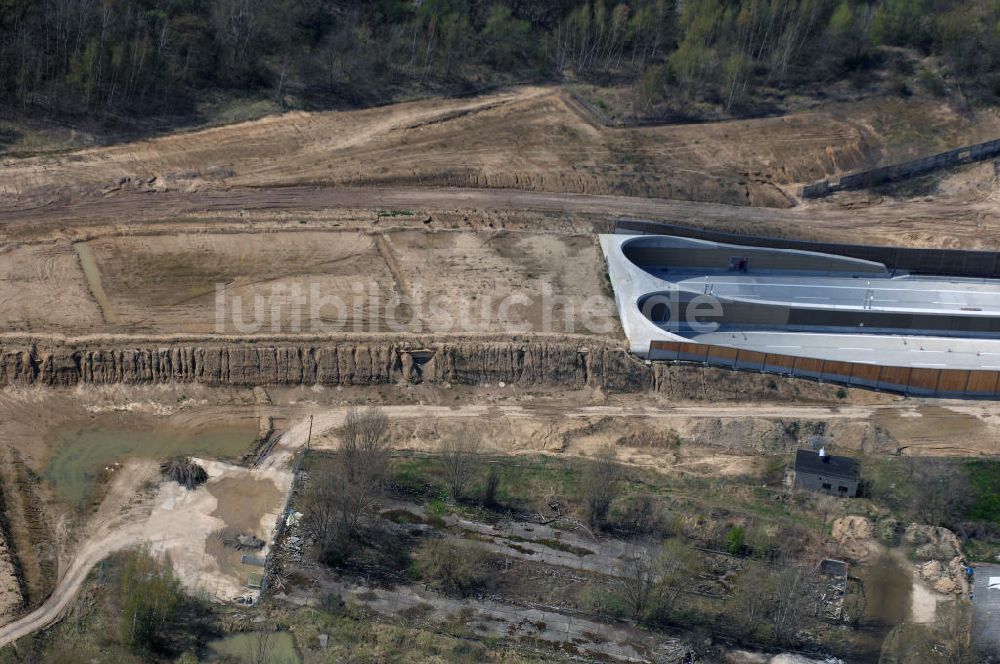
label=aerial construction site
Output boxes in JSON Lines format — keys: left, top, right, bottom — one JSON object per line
{"left": 2, "top": 11, "right": 1000, "bottom": 662}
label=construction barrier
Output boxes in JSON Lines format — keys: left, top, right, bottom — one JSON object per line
{"left": 648, "top": 340, "right": 1000, "bottom": 399}
{"left": 615, "top": 220, "right": 1000, "bottom": 279}
{"left": 801, "top": 137, "right": 1000, "bottom": 198}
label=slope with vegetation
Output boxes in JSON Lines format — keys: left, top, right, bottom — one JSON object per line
{"left": 2, "top": 0, "right": 999, "bottom": 138}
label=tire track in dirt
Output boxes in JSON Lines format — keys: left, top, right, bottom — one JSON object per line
{"left": 4, "top": 185, "right": 1000, "bottom": 249}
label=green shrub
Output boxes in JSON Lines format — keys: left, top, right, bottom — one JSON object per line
{"left": 725, "top": 525, "right": 746, "bottom": 556}
{"left": 582, "top": 587, "right": 628, "bottom": 619}
{"left": 411, "top": 539, "right": 492, "bottom": 597}
{"left": 919, "top": 68, "right": 947, "bottom": 96}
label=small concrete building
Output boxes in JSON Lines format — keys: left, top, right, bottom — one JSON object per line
{"left": 794, "top": 449, "right": 860, "bottom": 497}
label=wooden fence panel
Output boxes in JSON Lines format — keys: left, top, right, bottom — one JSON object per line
{"left": 792, "top": 357, "right": 824, "bottom": 378}
{"left": 877, "top": 366, "right": 912, "bottom": 391}
{"left": 936, "top": 370, "right": 971, "bottom": 395}
{"left": 821, "top": 360, "right": 854, "bottom": 383}
{"left": 764, "top": 353, "right": 796, "bottom": 373}
{"left": 966, "top": 371, "right": 1000, "bottom": 396}
{"left": 907, "top": 368, "right": 941, "bottom": 395}
{"left": 677, "top": 343, "right": 709, "bottom": 363}
{"left": 734, "top": 350, "right": 767, "bottom": 370}
{"left": 648, "top": 340, "right": 681, "bottom": 360}
{"left": 705, "top": 345, "right": 739, "bottom": 367}
{"left": 849, "top": 363, "right": 882, "bottom": 388}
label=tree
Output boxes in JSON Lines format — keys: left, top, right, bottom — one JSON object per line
{"left": 726, "top": 559, "right": 815, "bottom": 644}
{"left": 248, "top": 626, "right": 275, "bottom": 664}
{"left": 340, "top": 405, "right": 390, "bottom": 485}
{"left": 618, "top": 544, "right": 657, "bottom": 617}
{"left": 302, "top": 406, "right": 390, "bottom": 564}
{"left": 769, "top": 564, "right": 814, "bottom": 644}
{"left": 652, "top": 538, "right": 699, "bottom": 615}
{"left": 618, "top": 537, "right": 698, "bottom": 620}
{"left": 481, "top": 465, "right": 500, "bottom": 507}
{"left": 870, "top": 0, "right": 933, "bottom": 51}
{"left": 728, "top": 562, "right": 772, "bottom": 639}
{"left": 911, "top": 460, "right": 973, "bottom": 528}
{"left": 118, "top": 550, "right": 183, "bottom": 652}
{"left": 881, "top": 602, "right": 976, "bottom": 664}
{"left": 482, "top": 4, "right": 533, "bottom": 68}
{"left": 582, "top": 444, "right": 622, "bottom": 531}
{"left": 936, "top": 599, "right": 975, "bottom": 664}
{"left": 440, "top": 427, "right": 482, "bottom": 500}
{"left": 725, "top": 525, "right": 746, "bottom": 556}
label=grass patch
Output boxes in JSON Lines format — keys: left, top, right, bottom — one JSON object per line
{"left": 381, "top": 508, "right": 428, "bottom": 525}
{"left": 965, "top": 460, "right": 1000, "bottom": 523}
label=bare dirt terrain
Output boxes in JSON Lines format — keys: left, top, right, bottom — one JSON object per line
{"left": 2, "top": 87, "right": 1000, "bottom": 250}
{"left": 1, "top": 84, "right": 999, "bottom": 653}
{"left": 0, "top": 87, "right": 876, "bottom": 207}
{"left": 1, "top": 388, "right": 997, "bottom": 648}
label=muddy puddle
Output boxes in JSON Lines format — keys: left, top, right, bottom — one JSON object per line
{"left": 852, "top": 551, "right": 912, "bottom": 660}
{"left": 45, "top": 416, "right": 258, "bottom": 503}
{"left": 861, "top": 552, "right": 911, "bottom": 627}
{"left": 207, "top": 630, "right": 300, "bottom": 663}
{"left": 206, "top": 476, "right": 283, "bottom": 585}
{"left": 73, "top": 240, "right": 117, "bottom": 324}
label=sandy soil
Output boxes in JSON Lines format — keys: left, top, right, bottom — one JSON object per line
{"left": 0, "top": 241, "right": 103, "bottom": 333}
{"left": 2, "top": 384, "right": 999, "bottom": 645}
{"left": 5, "top": 184, "right": 1000, "bottom": 250}
{"left": 0, "top": 87, "right": 884, "bottom": 208}
{"left": 0, "top": 227, "right": 617, "bottom": 336}
{"left": 911, "top": 578, "right": 947, "bottom": 624}
{"left": 0, "top": 537, "right": 22, "bottom": 628}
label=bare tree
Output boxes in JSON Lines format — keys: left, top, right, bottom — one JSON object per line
{"left": 481, "top": 466, "right": 500, "bottom": 507}
{"left": 769, "top": 564, "right": 816, "bottom": 644}
{"left": 302, "top": 406, "right": 390, "bottom": 563}
{"left": 618, "top": 544, "right": 657, "bottom": 618}
{"left": 340, "top": 405, "right": 390, "bottom": 484}
{"left": 582, "top": 444, "right": 621, "bottom": 531}
{"left": 440, "top": 427, "right": 481, "bottom": 500}
{"left": 248, "top": 626, "right": 274, "bottom": 664}
{"left": 655, "top": 538, "right": 700, "bottom": 613}
{"left": 729, "top": 562, "right": 772, "bottom": 638}
{"left": 937, "top": 599, "right": 975, "bottom": 663}
{"left": 618, "top": 538, "right": 699, "bottom": 620}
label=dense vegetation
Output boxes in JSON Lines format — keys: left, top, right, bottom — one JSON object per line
{"left": 2, "top": 0, "right": 999, "bottom": 125}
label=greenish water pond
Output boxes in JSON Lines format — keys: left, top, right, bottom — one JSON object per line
{"left": 208, "top": 631, "right": 300, "bottom": 663}
{"left": 45, "top": 417, "right": 258, "bottom": 504}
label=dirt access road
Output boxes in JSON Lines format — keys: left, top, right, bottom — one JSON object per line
{"left": 3, "top": 185, "right": 1000, "bottom": 249}
{"left": 2, "top": 84, "right": 1000, "bottom": 248}
{"left": 4, "top": 398, "right": 1000, "bottom": 646}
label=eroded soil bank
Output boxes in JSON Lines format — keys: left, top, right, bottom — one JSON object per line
{"left": 0, "top": 338, "right": 866, "bottom": 407}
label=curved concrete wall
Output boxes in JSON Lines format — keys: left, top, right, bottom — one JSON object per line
{"left": 622, "top": 235, "right": 888, "bottom": 275}
{"left": 616, "top": 220, "right": 1000, "bottom": 279}
{"left": 638, "top": 290, "right": 1000, "bottom": 338}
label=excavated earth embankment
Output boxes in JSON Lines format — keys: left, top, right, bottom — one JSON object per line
{"left": 0, "top": 337, "right": 847, "bottom": 402}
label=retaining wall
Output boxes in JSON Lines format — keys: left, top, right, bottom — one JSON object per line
{"left": 801, "top": 137, "right": 1000, "bottom": 198}
{"left": 615, "top": 219, "right": 1000, "bottom": 279}
{"left": 649, "top": 340, "right": 1000, "bottom": 398}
